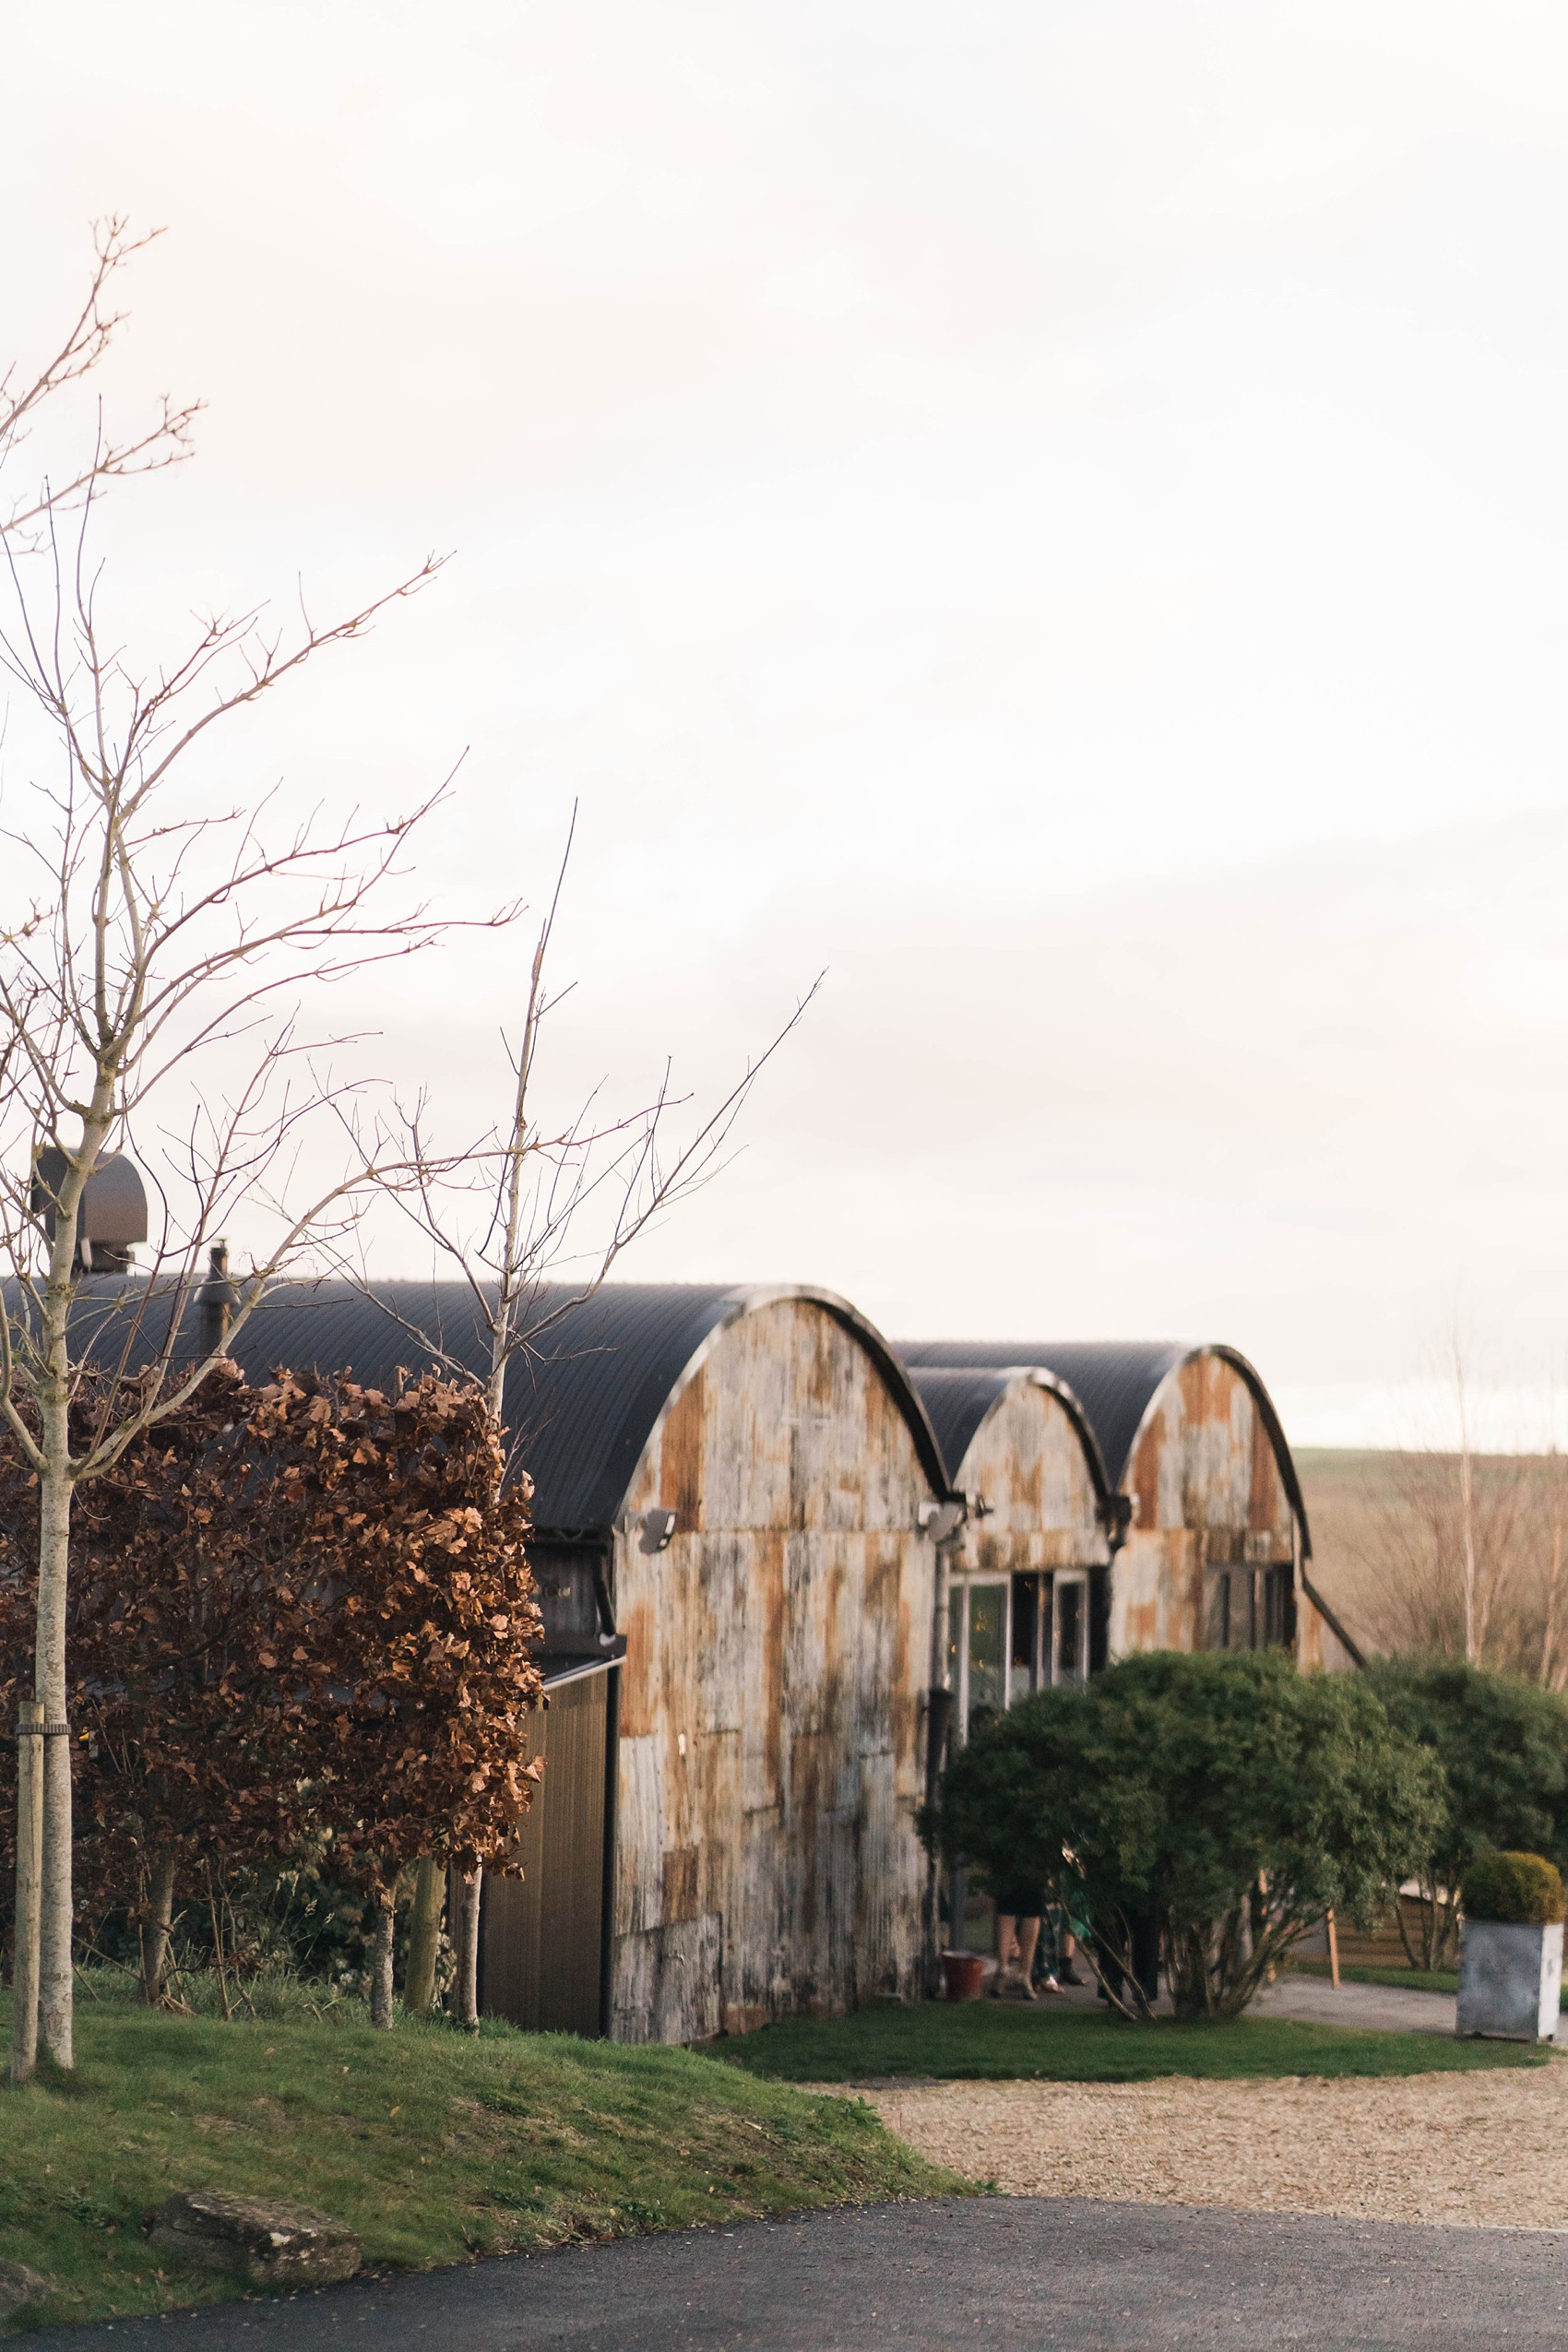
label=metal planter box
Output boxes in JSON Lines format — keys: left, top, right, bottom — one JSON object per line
{"left": 1456, "top": 1919, "right": 1562, "bottom": 2042}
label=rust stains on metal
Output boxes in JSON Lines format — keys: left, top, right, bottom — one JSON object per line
{"left": 1130, "top": 1423, "right": 1161, "bottom": 1532}
{"left": 944, "top": 1375, "right": 1106, "bottom": 1579}
{"left": 610, "top": 1296, "right": 937, "bottom": 2045}
{"left": 658, "top": 1371, "right": 707, "bottom": 1527}
{"left": 1102, "top": 1351, "right": 1322, "bottom": 1663}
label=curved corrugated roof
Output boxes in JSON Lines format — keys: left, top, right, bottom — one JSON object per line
{"left": 897, "top": 1337, "right": 1310, "bottom": 1556}
{"left": 39, "top": 1277, "right": 949, "bottom": 1533}
{"left": 907, "top": 1364, "right": 1110, "bottom": 1502}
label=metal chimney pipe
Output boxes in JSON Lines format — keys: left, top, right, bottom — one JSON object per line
{"left": 196, "top": 1241, "right": 238, "bottom": 1358}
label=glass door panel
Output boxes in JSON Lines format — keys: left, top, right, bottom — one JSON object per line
{"left": 1009, "top": 1574, "right": 1041, "bottom": 1704}
{"left": 966, "top": 1583, "right": 1007, "bottom": 1732}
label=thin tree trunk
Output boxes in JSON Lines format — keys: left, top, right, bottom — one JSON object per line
{"left": 453, "top": 1867, "right": 481, "bottom": 2029}
{"left": 36, "top": 1427, "right": 75, "bottom": 2070}
{"left": 1457, "top": 1380, "right": 1478, "bottom": 1665}
{"left": 8, "top": 1698, "right": 43, "bottom": 2084}
{"left": 1543, "top": 1524, "right": 1563, "bottom": 1689}
{"left": 139, "top": 1852, "right": 178, "bottom": 2007}
{"left": 369, "top": 1895, "right": 396, "bottom": 2030}
{"left": 403, "top": 1858, "right": 444, "bottom": 2017}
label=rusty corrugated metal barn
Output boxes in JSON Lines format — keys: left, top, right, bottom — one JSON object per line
{"left": 92, "top": 1275, "right": 1358, "bottom": 2041}
{"left": 214, "top": 1279, "right": 953, "bottom": 2044}
{"left": 899, "top": 1338, "right": 1360, "bottom": 1678}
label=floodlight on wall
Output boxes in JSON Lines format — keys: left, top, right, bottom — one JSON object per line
{"left": 637, "top": 1508, "right": 679, "bottom": 1555}
{"left": 918, "top": 1500, "right": 966, "bottom": 1545}
{"left": 30, "top": 1147, "right": 149, "bottom": 1274}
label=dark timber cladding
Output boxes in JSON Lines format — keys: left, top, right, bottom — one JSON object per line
{"left": 898, "top": 1338, "right": 1361, "bottom": 1671}
{"left": 479, "top": 1664, "right": 609, "bottom": 2037}
{"left": 200, "top": 1278, "right": 950, "bottom": 2042}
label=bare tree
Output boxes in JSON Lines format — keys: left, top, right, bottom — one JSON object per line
{"left": 0, "top": 218, "right": 198, "bottom": 550}
{"left": 0, "top": 253, "right": 488, "bottom": 2080}
{"left": 1327, "top": 1341, "right": 1568, "bottom": 1682}
{"left": 368, "top": 813, "right": 819, "bottom": 2025}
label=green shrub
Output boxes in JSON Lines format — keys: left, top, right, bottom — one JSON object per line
{"left": 932, "top": 1649, "right": 1442, "bottom": 2021}
{"left": 1461, "top": 1850, "right": 1565, "bottom": 1925}
{"left": 1362, "top": 1660, "right": 1568, "bottom": 1966}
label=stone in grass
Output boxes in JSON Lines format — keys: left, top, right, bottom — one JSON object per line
{"left": 149, "top": 2190, "right": 362, "bottom": 2287}
{"left": 0, "top": 2261, "right": 51, "bottom": 2321}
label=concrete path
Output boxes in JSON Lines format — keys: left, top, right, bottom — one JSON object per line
{"left": 1253, "top": 1975, "right": 1460, "bottom": 2035}
{"left": 28, "top": 2199, "right": 1568, "bottom": 2350}
{"left": 1032, "top": 1968, "right": 1464, "bottom": 2035}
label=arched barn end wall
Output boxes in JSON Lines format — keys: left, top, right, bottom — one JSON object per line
{"left": 611, "top": 1295, "right": 942, "bottom": 2044}
{"left": 1116, "top": 1349, "right": 1294, "bottom": 1657}
{"left": 1115, "top": 1349, "right": 1360, "bottom": 1669}
{"left": 932, "top": 1372, "right": 1108, "bottom": 1579}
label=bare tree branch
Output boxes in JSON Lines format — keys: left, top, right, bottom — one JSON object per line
{"left": 0, "top": 232, "right": 499, "bottom": 2080}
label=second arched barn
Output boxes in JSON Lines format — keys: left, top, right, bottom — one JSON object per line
{"left": 907, "top": 1365, "right": 1114, "bottom": 1746}
{"left": 898, "top": 1338, "right": 1360, "bottom": 1675}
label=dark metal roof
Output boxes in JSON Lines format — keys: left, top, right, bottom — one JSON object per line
{"left": 907, "top": 1365, "right": 1110, "bottom": 1502}
{"left": 39, "top": 1277, "right": 949, "bottom": 1534}
{"left": 897, "top": 1338, "right": 1311, "bottom": 1556}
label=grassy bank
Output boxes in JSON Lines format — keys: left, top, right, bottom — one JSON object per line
{"left": 0, "top": 1991, "right": 964, "bottom": 2333}
{"left": 716, "top": 1999, "right": 1553, "bottom": 2084}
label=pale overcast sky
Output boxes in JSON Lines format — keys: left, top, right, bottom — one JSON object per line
{"left": 6, "top": 1, "right": 1568, "bottom": 1446}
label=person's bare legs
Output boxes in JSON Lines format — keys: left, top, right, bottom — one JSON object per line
{"left": 992, "top": 1914, "right": 1018, "bottom": 1993}
{"left": 994, "top": 1915, "right": 1051, "bottom": 1997}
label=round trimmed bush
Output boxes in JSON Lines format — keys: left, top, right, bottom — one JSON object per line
{"left": 1461, "top": 1850, "right": 1565, "bottom": 1926}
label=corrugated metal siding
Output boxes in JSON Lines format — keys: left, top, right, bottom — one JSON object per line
{"left": 610, "top": 1296, "right": 937, "bottom": 2044}
{"left": 62, "top": 1277, "right": 949, "bottom": 1532}
{"left": 901, "top": 1339, "right": 1189, "bottom": 1491}
{"left": 928, "top": 1373, "right": 1108, "bottom": 1576}
{"left": 1113, "top": 1354, "right": 1295, "bottom": 1656}
{"left": 901, "top": 1338, "right": 1346, "bottom": 1671}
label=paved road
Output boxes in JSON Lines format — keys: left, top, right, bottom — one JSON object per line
{"left": 30, "top": 2198, "right": 1568, "bottom": 2350}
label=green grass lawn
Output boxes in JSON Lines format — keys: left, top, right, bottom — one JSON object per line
{"left": 0, "top": 1991, "right": 963, "bottom": 2334}
{"left": 1293, "top": 1957, "right": 1568, "bottom": 2010}
{"left": 715, "top": 1998, "right": 1553, "bottom": 2085}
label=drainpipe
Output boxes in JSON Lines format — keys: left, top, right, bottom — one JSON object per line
{"left": 920, "top": 1499, "right": 967, "bottom": 1998}
{"left": 1096, "top": 1493, "right": 1132, "bottom": 1667}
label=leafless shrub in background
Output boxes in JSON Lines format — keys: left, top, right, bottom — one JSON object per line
{"left": 1334, "top": 1343, "right": 1568, "bottom": 1683}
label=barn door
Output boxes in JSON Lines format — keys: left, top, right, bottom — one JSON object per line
{"left": 481, "top": 1665, "right": 612, "bottom": 2037}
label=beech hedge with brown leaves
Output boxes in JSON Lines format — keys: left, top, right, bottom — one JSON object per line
{"left": 0, "top": 1364, "right": 544, "bottom": 1935}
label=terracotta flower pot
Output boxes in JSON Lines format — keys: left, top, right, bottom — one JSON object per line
{"left": 941, "top": 1951, "right": 987, "bottom": 2002}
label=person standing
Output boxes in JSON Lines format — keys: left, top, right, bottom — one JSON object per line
{"left": 988, "top": 1873, "right": 1058, "bottom": 1998}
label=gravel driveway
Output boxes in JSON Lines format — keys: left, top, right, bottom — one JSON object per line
{"left": 835, "top": 2063, "right": 1568, "bottom": 2228}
